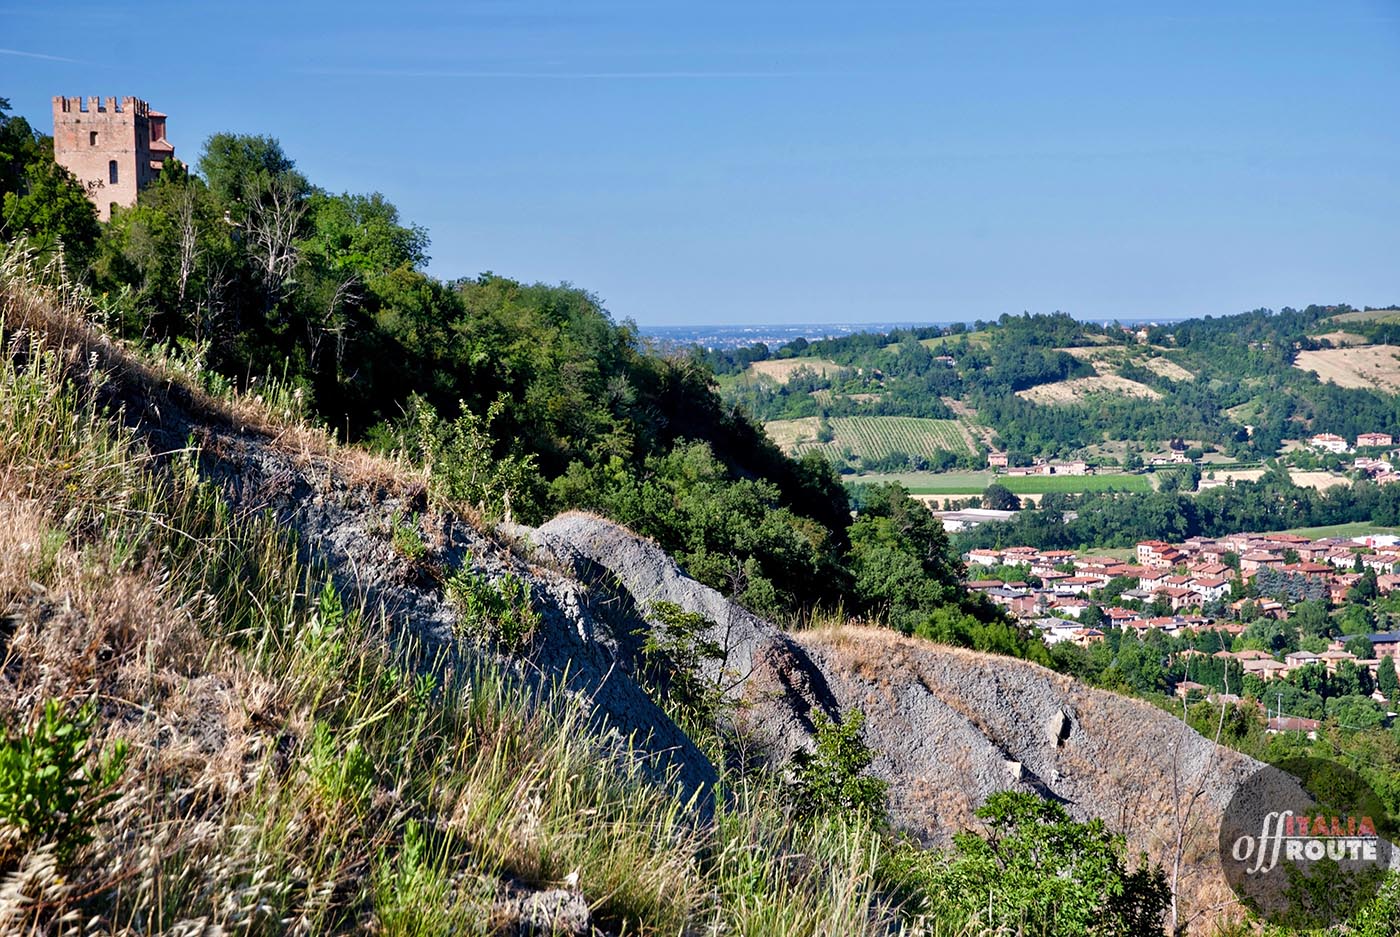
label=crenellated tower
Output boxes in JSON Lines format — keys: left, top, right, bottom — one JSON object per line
{"left": 51, "top": 95, "right": 175, "bottom": 221}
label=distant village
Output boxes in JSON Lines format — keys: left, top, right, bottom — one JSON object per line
{"left": 963, "top": 528, "right": 1400, "bottom": 734}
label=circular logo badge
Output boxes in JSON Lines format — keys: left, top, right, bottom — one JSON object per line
{"left": 1220, "top": 757, "right": 1396, "bottom": 927}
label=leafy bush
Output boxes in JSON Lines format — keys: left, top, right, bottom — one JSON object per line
{"left": 641, "top": 602, "right": 731, "bottom": 732}
{"left": 305, "top": 721, "right": 375, "bottom": 812}
{"left": 390, "top": 511, "right": 428, "bottom": 561}
{"left": 446, "top": 557, "right": 540, "bottom": 650}
{"left": 786, "top": 710, "right": 887, "bottom": 824}
{"left": 911, "top": 791, "right": 1170, "bottom": 937}
{"left": 399, "top": 394, "right": 541, "bottom": 523}
{"left": 0, "top": 700, "right": 128, "bottom": 867}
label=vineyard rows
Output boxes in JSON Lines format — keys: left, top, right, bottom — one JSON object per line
{"left": 778, "top": 416, "right": 975, "bottom": 459}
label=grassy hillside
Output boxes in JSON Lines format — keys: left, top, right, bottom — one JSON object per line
{"left": 0, "top": 244, "right": 1214, "bottom": 937}
{"left": 0, "top": 256, "right": 915, "bottom": 935}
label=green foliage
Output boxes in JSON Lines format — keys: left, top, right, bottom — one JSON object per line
{"left": 554, "top": 441, "right": 847, "bottom": 617}
{"left": 847, "top": 483, "right": 1050, "bottom": 662}
{"left": 786, "top": 710, "right": 888, "bottom": 824}
{"left": 446, "top": 558, "right": 540, "bottom": 651}
{"left": 0, "top": 700, "right": 128, "bottom": 867}
{"left": 1379, "top": 655, "right": 1399, "bottom": 699}
{"left": 306, "top": 721, "right": 375, "bottom": 811}
{"left": 390, "top": 512, "right": 428, "bottom": 561}
{"left": 2, "top": 155, "right": 101, "bottom": 266}
{"left": 641, "top": 602, "right": 730, "bottom": 731}
{"left": 399, "top": 394, "right": 541, "bottom": 522}
{"left": 982, "top": 481, "right": 1020, "bottom": 510}
{"left": 197, "top": 132, "right": 307, "bottom": 210}
{"left": 918, "top": 791, "right": 1170, "bottom": 937}
{"left": 372, "top": 820, "right": 483, "bottom": 937}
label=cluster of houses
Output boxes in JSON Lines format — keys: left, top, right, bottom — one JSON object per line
{"left": 1173, "top": 641, "right": 1400, "bottom": 737}
{"left": 1305, "top": 432, "right": 1400, "bottom": 484}
{"left": 1309, "top": 432, "right": 1394, "bottom": 454}
{"left": 964, "top": 531, "right": 1400, "bottom": 656}
{"left": 986, "top": 452, "right": 1088, "bottom": 475}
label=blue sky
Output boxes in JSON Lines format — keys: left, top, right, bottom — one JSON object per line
{"left": 3, "top": 1, "right": 1399, "bottom": 325}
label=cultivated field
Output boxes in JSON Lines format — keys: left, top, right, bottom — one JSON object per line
{"left": 1288, "top": 471, "right": 1351, "bottom": 491}
{"left": 850, "top": 470, "right": 1151, "bottom": 495}
{"left": 1201, "top": 468, "right": 1350, "bottom": 491}
{"left": 1016, "top": 374, "right": 1163, "bottom": 405}
{"left": 1326, "top": 308, "right": 1400, "bottom": 325}
{"left": 745, "top": 357, "right": 844, "bottom": 383}
{"left": 764, "top": 415, "right": 976, "bottom": 460}
{"left": 1294, "top": 345, "right": 1400, "bottom": 392}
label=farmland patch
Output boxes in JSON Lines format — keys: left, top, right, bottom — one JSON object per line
{"left": 745, "top": 357, "right": 845, "bottom": 383}
{"left": 1294, "top": 345, "right": 1400, "bottom": 392}
{"left": 764, "top": 416, "right": 976, "bottom": 461}
{"left": 1016, "top": 375, "right": 1163, "bottom": 405}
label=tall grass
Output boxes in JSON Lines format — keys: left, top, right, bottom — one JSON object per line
{"left": 0, "top": 250, "right": 909, "bottom": 934}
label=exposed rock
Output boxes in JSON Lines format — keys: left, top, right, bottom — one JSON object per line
{"left": 497, "top": 888, "right": 592, "bottom": 937}
{"left": 527, "top": 512, "right": 1264, "bottom": 924}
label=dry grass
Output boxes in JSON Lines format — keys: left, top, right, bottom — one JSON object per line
{"left": 0, "top": 246, "right": 918, "bottom": 936}
{"left": 0, "top": 244, "right": 417, "bottom": 498}
{"left": 1294, "top": 344, "right": 1400, "bottom": 392}
{"left": 1314, "top": 329, "right": 1368, "bottom": 347}
{"left": 1142, "top": 356, "right": 1194, "bottom": 382}
{"left": 1057, "top": 346, "right": 1194, "bottom": 382}
{"left": 746, "top": 358, "right": 844, "bottom": 384}
{"left": 1016, "top": 374, "right": 1163, "bottom": 405}
{"left": 1288, "top": 470, "right": 1351, "bottom": 491}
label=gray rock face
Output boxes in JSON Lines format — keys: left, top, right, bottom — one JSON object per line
{"left": 499, "top": 888, "right": 591, "bottom": 936}
{"left": 528, "top": 512, "right": 1264, "bottom": 921}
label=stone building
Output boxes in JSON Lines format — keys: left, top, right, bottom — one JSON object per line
{"left": 52, "top": 95, "right": 174, "bottom": 221}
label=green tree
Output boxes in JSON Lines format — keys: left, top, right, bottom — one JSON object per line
{"left": 0, "top": 97, "right": 47, "bottom": 197}
{"left": 1346, "top": 636, "right": 1375, "bottom": 659}
{"left": 0, "top": 133, "right": 100, "bottom": 266}
{"left": 983, "top": 482, "right": 1021, "bottom": 511}
{"left": 786, "top": 710, "right": 887, "bottom": 824}
{"left": 1379, "top": 656, "right": 1399, "bottom": 701}
{"left": 925, "top": 791, "right": 1170, "bottom": 937}
{"left": 197, "top": 132, "right": 306, "bottom": 211}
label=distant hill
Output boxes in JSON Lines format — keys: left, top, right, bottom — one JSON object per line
{"left": 707, "top": 307, "right": 1400, "bottom": 472}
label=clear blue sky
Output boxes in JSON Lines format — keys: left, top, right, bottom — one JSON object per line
{"left": 4, "top": 1, "right": 1399, "bottom": 325}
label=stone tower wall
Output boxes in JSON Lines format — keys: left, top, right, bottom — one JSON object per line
{"left": 52, "top": 96, "right": 170, "bottom": 221}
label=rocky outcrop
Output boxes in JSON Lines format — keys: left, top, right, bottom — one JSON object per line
{"left": 526, "top": 512, "right": 1262, "bottom": 922}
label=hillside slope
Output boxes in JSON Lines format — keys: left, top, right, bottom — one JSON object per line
{"left": 526, "top": 513, "right": 1261, "bottom": 926}
{"left": 1, "top": 263, "right": 1262, "bottom": 933}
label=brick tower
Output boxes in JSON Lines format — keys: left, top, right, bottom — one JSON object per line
{"left": 52, "top": 95, "right": 174, "bottom": 221}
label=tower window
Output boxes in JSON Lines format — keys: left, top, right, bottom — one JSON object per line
{"left": 108, "top": 160, "right": 118, "bottom": 184}
{"left": 89, "top": 131, "right": 98, "bottom": 146}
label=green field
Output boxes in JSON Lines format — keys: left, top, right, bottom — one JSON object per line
{"left": 1325, "top": 308, "right": 1400, "bottom": 325}
{"left": 880, "top": 331, "right": 992, "bottom": 353}
{"left": 765, "top": 415, "right": 975, "bottom": 460}
{"left": 848, "top": 470, "right": 1151, "bottom": 495}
